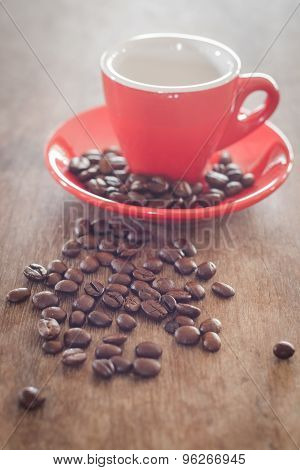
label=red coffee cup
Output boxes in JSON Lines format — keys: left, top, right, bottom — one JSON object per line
{"left": 101, "top": 33, "right": 279, "bottom": 182}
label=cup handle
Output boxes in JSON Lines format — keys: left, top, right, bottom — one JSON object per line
{"left": 217, "top": 73, "right": 280, "bottom": 149}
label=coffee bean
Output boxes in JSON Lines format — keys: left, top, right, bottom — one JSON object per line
{"left": 143, "top": 257, "right": 163, "bottom": 274}
{"left": 38, "top": 318, "right": 60, "bottom": 339}
{"left": 80, "top": 255, "right": 99, "bottom": 273}
{"left": 213, "top": 163, "right": 226, "bottom": 174}
{"left": 116, "top": 313, "right": 137, "bottom": 331}
{"left": 202, "top": 332, "right": 221, "bottom": 352}
{"left": 55, "top": 279, "right": 79, "bottom": 294}
{"left": 88, "top": 310, "right": 113, "bottom": 328}
{"left": 46, "top": 272, "right": 62, "bottom": 287}
{"left": 84, "top": 281, "right": 105, "bottom": 297}
{"left": 103, "top": 334, "right": 128, "bottom": 346}
{"left": 69, "top": 155, "right": 90, "bottom": 173}
{"left": 96, "top": 252, "right": 115, "bottom": 266}
{"left": 95, "top": 344, "right": 122, "bottom": 359}
{"left": 132, "top": 267, "right": 156, "bottom": 282}
{"left": 102, "top": 291, "right": 124, "bottom": 309}
{"left": 62, "top": 348, "right": 87, "bottom": 366}
{"left": 152, "top": 278, "right": 175, "bottom": 294}
{"left": 173, "top": 181, "right": 192, "bottom": 198}
{"left": 138, "top": 286, "right": 161, "bottom": 301}
{"left": 225, "top": 181, "right": 243, "bottom": 197}
{"left": 192, "top": 182, "right": 203, "bottom": 195}
{"left": 135, "top": 341, "right": 162, "bottom": 359}
{"left": 273, "top": 341, "right": 295, "bottom": 359}
{"left": 72, "top": 294, "right": 95, "bottom": 313}
{"left": 108, "top": 273, "right": 132, "bottom": 286}
{"left": 131, "top": 279, "right": 149, "bottom": 293}
{"left": 141, "top": 299, "right": 168, "bottom": 321}
{"left": 41, "top": 306, "right": 67, "bottom": 323}
{"left": 98, "top": 239, "right": 117, "bottom": 253}
{"left": 161, "top": 294, "right": 177, "bottom": 313}
{"left": 24, "top": 263, "right": 47, "bottom": 281}
{"left": 196, "top": 261, "right": 217, "bottom": 280}
{"left": 74, "top": 218, "right": 90, "bottom": 237}
{"left": 42, "top": 339, "right": 63, "bottom": 355}
{"left": 92, "top": 359, "right": 115, "bottom": 378}
{"left": 32, "top": 291, "right": 59, "bottom": 309}
{"left": 6, "top": 287, "right": 31, "bottom": 303}
{"left": 62, "top": 239, "right": 81, "bottom": 258}
{"left": 164, "top": 320, "right": 180, "bottom": 335}
{"left": 209, "top": 188, "right": 226, "bottom": 200}
{"left": 47, "top": 259, "right": 67, "bottom": 275}
{"left": 64, "top": 328, "right": 91, "bottom": 348}
{"left": 167, "top": 289, "right": 192, "bottom": 301}
{"left": 159, "top": 248, "right": 184, "bottom": 264}
{"left": 219, "top": 150, "right": 232, "bottom": 165}
{"left": 111, "top": 356, "right": 132, "bottom": 373}
{"left": 124, "top": 295, "right": 141, "bottom": 313}
{"left": 69, "top": 310, "right": 86, "bottom": 328}
{"left": 176, "top": 303, "right": 201, "bottom": 319}
{"left": 205, "top": 170, "right": 229, "bottom": 189}
{"left": 111, "top": 258, "right": 135, "bottom": 274}
{"left": 106, "top": 283, "right": 129, "bottom": 296}
{"left": 185, "top": 281, "right": 205, "bottom": 300}
{"left": 133, "top": 358, "right": 161, "bottom": 378}
{"left": 226, "top": 168, "right": 243, "bottom": 181}
{"left": 225, "top": 163, "right": 241, "bottom": 173}
{"left": 18, "top": 386, "right": 45, "bottom": 410}
{"left": 78, "top": 234, "right": 98, "bottom": 249}
{"left": 173, "top": 239, "right": 197, "bottom": 257}
{"left": 174, "top": 257, "right": 197, "bottom": 275}
{"left": 175, "top": 325, "right": 200, "bottom": 345}
{"left": 212, "top": 282, "right": 235, "bottom": 298}
{"left": 176, "top": 315, "right": 195, "bottom": 326}
{"left": 117, "top": 244, "right": 139, "bottom": 259}
{"left": 241, "top": 172, "right": 255, "bottom": 188}
{"left": 200, "top": 318, "right": 222, "bottom": 335}
{"left": 64, "top": 267, "right": 84, "bottom": 285}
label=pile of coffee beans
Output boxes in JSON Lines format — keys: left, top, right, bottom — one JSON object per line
{"left": 68, "top": 148, "right": 255, "bottom": 208}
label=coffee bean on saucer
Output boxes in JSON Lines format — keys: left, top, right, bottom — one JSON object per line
{"left": 55, "top": 280, "right": 79, "bottom": 294}
{"left": 164, "top": 320, "right": 180, "bottom": 335}
{"left": 219, "top": 150, "right": 232, "bottom": 165}
{"left": 96, "top": 252, "right": 115, "bottom": 266}
{"left": 143, "top": 257, "right": 163, "bottom": 274}
{"left": 161, "top": 294, "right": 177, "bottom": 313}
{"left": 62, "top": 239, "right": 81, "bottom": 258}
{"left": 173, "top": 239, "right": 197, "bottom": 257}
{"left": 64, "top": 267, "right": 84, "bottom": 285}
{"left": 95, "top": 344, "right": 122, "bottom": 359}
{"left": 111, "top": 258, "right": 135, "bottom": 274}
{"left": 273, "top": 341, "right": 295, "bottom": 359}
{"left": 64, "top": 328, "right": 91, "bottom": 348}
{"left": 102, "top": 291, "right": 124, "bottom": 309}
{"left": 174, "top": 258, "right": 197, "bottom": 275}
{"left": 152, "top": 278, "right": 175, "bottom": 294}
{"left": 6, "top": 287, "right": 31, "bottom": 303}
{"left": 72, "top": 294, "right": 95, "bottom": 313}
{"left": 205, "top": 170, "right": 229, "bottom": 189}
{"left": 88, "top": 310, "right": 112, "bottom": 328}
{"left": 135, "top": 341, "right": 162, "bottom": 359}
{"left": 173, "top": 181, "right": 192, "bottom": 198}
{"left": 167, "top": 289, "right": 192, "bottom": 302}
{"left": 41, "top": 306, "right": 67, "bottom": 323}
{"left": 69, "top": 310, "right": 86, "bottom": 328}
{"left": 175, "top": 325, "right": 200, "bottom": 345}
{"left": 38, "top": 318, "right": 60, "bottom": 340}
{"left": 46, "top": 272, "right": 62, "bottom": 287}
{"left": 185, "top": 281, "right": 205, "bottom": 300}
{"left": 42, "top": 339, "right": 63, "bottom": 355}
{"left": 47, "top": 259, "right": 67, "bottom": 275}
{"left": 62, "top": 348, "right": 87, "bottom": 366}
{"left": 80, "top": 255, "right": 99, "bottom": 273}
{"left": 111, "top": 356, "right": 132, "bottom": 373}
{"left": 132, "top": 267, "right": 156, "bottom": 282}
{"left": 124, "top": 295, "right": 141, "bottom": 313}
{"left": 202, "top": 332, "right": 221, "bottom": 352}
{"left": 84, "top": 280, "right": 105, "bottom": 297}
{"left": 106, "top": 283, "right": 129, "bottom": 296}
{"left": 241, "top": 172, "right": 255, "bottom": 188}
{"left": 108, "top": 273, "right": 132, "bottom": 286}
{"left": 196, "top": 261, "right": 217, "bottom": 280}
{"left": 32, "top": 291, "right": 59, "bottom": 309}
{"left": 212, "top": 282, "right": 235, "bottom": 298}
{"left": 175, "top": 315, "right": 195, "bottom": 326}
{"left": 133, "top": 358, "right": 161, "bottom": 378}
{"left": 116, "top": 313, "right": 137, "bottom": 331}
{"left": 131, "top": 279, "right": 149, "bottom": 293}
{"left": 200, "top": 318, "right": 222, "bottom": 335}
{"left": 225, "top": 181, "right": 243, "bottom": 197}
{"left": 92, "top": 359, "right": 115, "bottom": 378}
{"left": 18, "top": 386, "right": 45, "bottom": 410}
{"left": 141, "top": 299, "right": 168, "bottom": 322}
{"left": 24, "top": 263, "right": 47, "bottom": 281}
{"left": 176, "top": 303, "right": 201, "bottom": 319}
{"left": 159, "top": 248, "right": 184, "bottom": 264}
{"left": 103, "top": 334, "right": 128, "bottom": 346}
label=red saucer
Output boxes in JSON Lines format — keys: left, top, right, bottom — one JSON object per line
{"left": 45, "top": 106, "right": 293, "bottom": 221}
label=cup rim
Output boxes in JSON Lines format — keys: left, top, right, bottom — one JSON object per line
{"left": 100, "top": 33, "right": 241, "bottom": 93}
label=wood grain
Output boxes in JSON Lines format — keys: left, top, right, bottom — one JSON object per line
{"left": 0, "top": 0, "right": 300, "bottom": 450}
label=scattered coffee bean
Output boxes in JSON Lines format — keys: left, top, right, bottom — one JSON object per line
{"left": 132, "top": 267, "right": 156, "bottom": 282}
{"left": 135, "top": 341, "right": 162, "bottom": 359}
{"left": 24, "top": 263, "right": 47, "bottom": 281}
{"left": 199, "top": 318, "right": 222, "bottom": 335}
{"left": 159, "top": 248, "right": 184, "bottom": 264}
{"left": 212, "top": 282, "right": 235, "bottom": 298}
{"left": 95, "top": 344, "right": 122, "bottom": 359}
{"left": 111, "top": 258, "right": 135, "bottom": 274}
{"left": 80, "top": 255, "right": 99, "bottom": 273}
{"left": 64, "top": 328, "right": 91, "bottom": 348}
{"left": 72, "top": 294, "right": 95, "bottom": 313}
{"left": 106, "top": 283, "right": 129, "bottom": 296}
{"left": 116, "top": 313, "right": 137, "bottom": 331}
{"left": 6, "top": 287, "right": 31, "bottom": 303}
{"left": 185, "top": 281, "right": 205, "bottom": 300}
{"left": 92, "top": 359, "right": 115, "bottom": 378}
{"left": 18, "top": 386, "right": 45, "bottom": 410}
{"left": 102, "top": 291, "right": 124, "bottom": 309}
{"left": 241, "top": 172, "right": 255, "bottom": 188}
{"left": 196, "top": 261, "right": 217, "bottom": 280}
{"left": 98, "top": 239, "right": 117, "bottom": 253}
{"left": 173, "top": 239, "right": 197, "bottom": 257}
{"left": 143, "top": 258, "right": 163, "bottom": 274}
{"left": 88, "top": 310, "right": 113, "bottom": 328}
{"left": 62, "top": 239, "right": 81, "bottom": 258}
{"left": 64, "top": 267, "right": 84, "bottom": 284}
{"left": 164, "top": 319, "right": 180, "bottom": 335}
{"left": 47, "top": 259, "right": 67, "bottom": 275}
{"left": 84, "top": 280, "right": 105, "bottom": 297}
{"left": 62, "top": 348, "right": 87, "bottom": 366}
{"left": 74, "top": 217, "right": 90, "bottom": 237}
{"left": 103, "top": 334, "right": 128, "bottom": 346}
{"left": 131, "top": 279, "right": 149, "bottom": 293}
{"left": 152, "top": 277, "right": 175, "bottom": 294}
{"left": 108, "top": 273, "right": 132, "bottom": 285}
{"left": 141, "top": 299, "right": 168, "bottom": 321}
{"left": 77, "top": 234, "right": 98, "bottom": 249}
{"left": 273, "top": 341, "right": 295, "bottom": 359}
{"left": 111, "top": 356, "right": 132, "bottom": 373}
{"left": 175, "top": 315, "right": 195, "bottom": 326}
{"left": 55, "top": 279, "right": 79, "bottom": 294}
{"left": 69, "top": 310, "right": 86, "bottom": 328}
{"left": 46, "top": 272, "right": 62, "bottom": 287}
{"left": 167, "top": 289, "right": 192, "bottom": 301}
{"left": 96, "top": 251, "right": 115, "bottom": 266}
{"left": 32, "top": 291, "right": 59, "bottom": 309}
{"left": 175, "top": 325, "right": 200, "bottom": 345}
{"left": 176, "top": 303, "right": 201, "bottom": 319}
{"left": 161, "top": 294, "right": 177, "bottom": 313}
{"left": 133, "top": 358, "right": 161, "bottom": 378}
{"left": 174, "top": 257, "right": 197, "bottom": 275}
{"left": 124, "top": 295, "right": 141, "bottom": 313}
{"left": 38, "top": 318, "right": 60, "bottom": 340}
{"left": 41, "top": 306, "right": 67, "bottom": 323}
{"left": 202, "top": 332, "right": 221, "bottom": 352}
{"left": 138, "top": 286, "right": 161, "bottom": 301}
{"left": 42, "top": 339, "right": 63, "bottom": 355}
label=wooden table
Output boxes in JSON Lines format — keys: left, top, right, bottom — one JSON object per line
{"left": 0, "top": 0, "right": 299, "bottom": 450}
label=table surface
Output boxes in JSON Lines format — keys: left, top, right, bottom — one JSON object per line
{"left": 0, "top": 0, "right": 299, "bottom": 450}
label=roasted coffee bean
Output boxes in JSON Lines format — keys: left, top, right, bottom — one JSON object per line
{"left": 55, "top": 280, "right": 79, "bottom": 294}
{"left": 24, "top": 263, "right": 47, "bottom": 281}
{"left": 135, "top": 341, "right": 162, "bottom": 359}
{"left": 32, "top": 291, "right": 59, "bottom": 309}
{"left": 108, "top": 273, "right": 132, "bottom": 286}
{"left": 82, "top": 148, "right": 102, "bottom": 162}
{"left": 173, "top": 239, "right": 197, "bottom": 257}
{"left": 103, "top": 334, "right": 128, "bottom": 346}
{"left": 74, "top": 218, "right": 90, "bottom": 237}
{"left": 64, "top": 267, "right": 84, "bottom": 285}
{"left": 225, "top": 162, "right": 241, "bottom": 173}
{"left": 175, "top": 325, "right": 200, "bottom": 345}
{"left": 102, "top": 291, "right": 124, "bottom": 309}
{"left": 147, "top": 176, "right": 169, "bottom": 194}
{"left": 176, "top": 303, "right": 201, "bottom": 319}
{"left": 98, "top": 239, "right": 117, "bottom": 253}
{"left": 38, "top": 318, "right": 60, "bottom": 339}
{"left": 18, "top": 386, "right": 45, "bottom": 410}
{"left": 133, "top": 358, "right": 161, "bottom": 378}
{"left": 111, "top": 258, "right": 135, "bottom": 274}
{"left": 141, "top": 299, "right": 168, "bottom": 322}
{"left": 62, "top": 348, "right": 87, "bottom": 366}
{"left": 209, "top": 188, "right": 226, "bottom": 200}
{"left": 106, "top": 283, "right": 129, "bottom": 296}
{"left": 41, "top": 306, "right": 67, "bottom": 323}
{"left": 90, "top": 217, "right": 106, "bottom": 234}
{"left": 88, "top": 310, "right": 112, "bottom": 328}
{"left": 62, "top": 239, "right": 81, "bottom": 258}
{"left": 96, "top": 252, "right": 115, "bottom": 266}
{"left": 124, "top": 295, "right": 141, "bottom": 313}
{"left": 99, "top": 157, "right": 113, "bottom": 174}
{"left": 95, "top": 344, "right": 122, "bottom": 359}
{"left": 212, "top": 163, "right": 226, "bottom": 174}
{"left": 78, "top": 234, "right": 98, "bottom": 250}
{"left": 205, "top": 170, "right": 229, "bottom": 189}
{"left": 225, "top": 181, "right": 243, "bottom": 197}
{"left": 86, "top": 178, "right": 107, "bottom": 196}
{"left": 46, "top": 272, "right": 62, "bottom": 287}
{"left": 161, "top": 294, "right": 177, "bottom": 313}
{"left": 116, "top": 313, "right": 137, "bottom": 331}
{"left": 174, "top": 257, "right": 197, "bottom": 275}
{"left": 80, "top": 255, "right": 99, "bottom": 273}
{"left": 130, "top": 279, "right": 149, "bottom": 293}
{"left": 241, "top": 172, "right": 255, "bottom": 188}
{"left": 117, "top": 244, "right": 139, "bottom": 259}
{"left": 143, "top": 257, "right": 163, "bottom": 274}
{"left": 202, "top": 332, "right": 221, "bottom": 352}
{"left": 47, "top": 259, "right": 67, "bottom": 275}
{"left": 42, "top": 339, "right": 63, "bottom": 355}
{"left": 192, "top": 182, "right": 204, "bottom": 195}
{"left": 173, "top": 181, "right": 192, "bottom": 198}
{"left": 212, "top": 281, "right": 235, "bottom": 298}
{"left": 226, "top": 168, "right": 243, "bottom": 181}
{"left": 164, "top": 320, "right": 180, "bottom": 335}
{"left": 72, "top": 294, "right": 95, "bottom": 313}
{"left": 84, "top": 280, "right": 105, "bottom": 297}
{"left": 92, "top": 359, "right": 115, "bottom": 378}
{"left": 219, "top": 150, "right": 232, "bottom": 165}
{"left": 175, "top": 315, "right": 195, "bottom": 326}
{"left": 167, "top": 289, "right": 192, "bottom": 301}
{"left": 185, "top": 281, "right": 205, "bottom": 300}
{"left": 69, "top": 310, "right": 86, "bottom": 328}
{"left": 132, "top": 267, "right": 156, "bottom": 282}
{"left": 138, "top": 286, "right": 161, "bottom": 301}
{"left": 196, "top": 261, "right": 217, "bottom": 280}
{"left": 273, "top": 341, "right": 295, "bottom": 359}
{"left": 64, "top": 328, "right": 91, "bottom": 348}
{"left": 69, "top": 155, "right": 90, "bottom": 173}
{"left": 6, "top": 287, "right": 31, "bottom": 303}
{"left": 152, "top": 278, "right": 175, "bottom": 294}
{"left": 111, "top": 356, "right": 132, "bottom": 373}
{"left": 200, "top": 318, "right": 222, "bottom": 335}
{"left": 159, "top": 248, "right": 184, "bottom": 264}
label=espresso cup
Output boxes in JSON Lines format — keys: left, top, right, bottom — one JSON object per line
{"left": 101, "top": 33, "right": 279, "bottom": 182}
